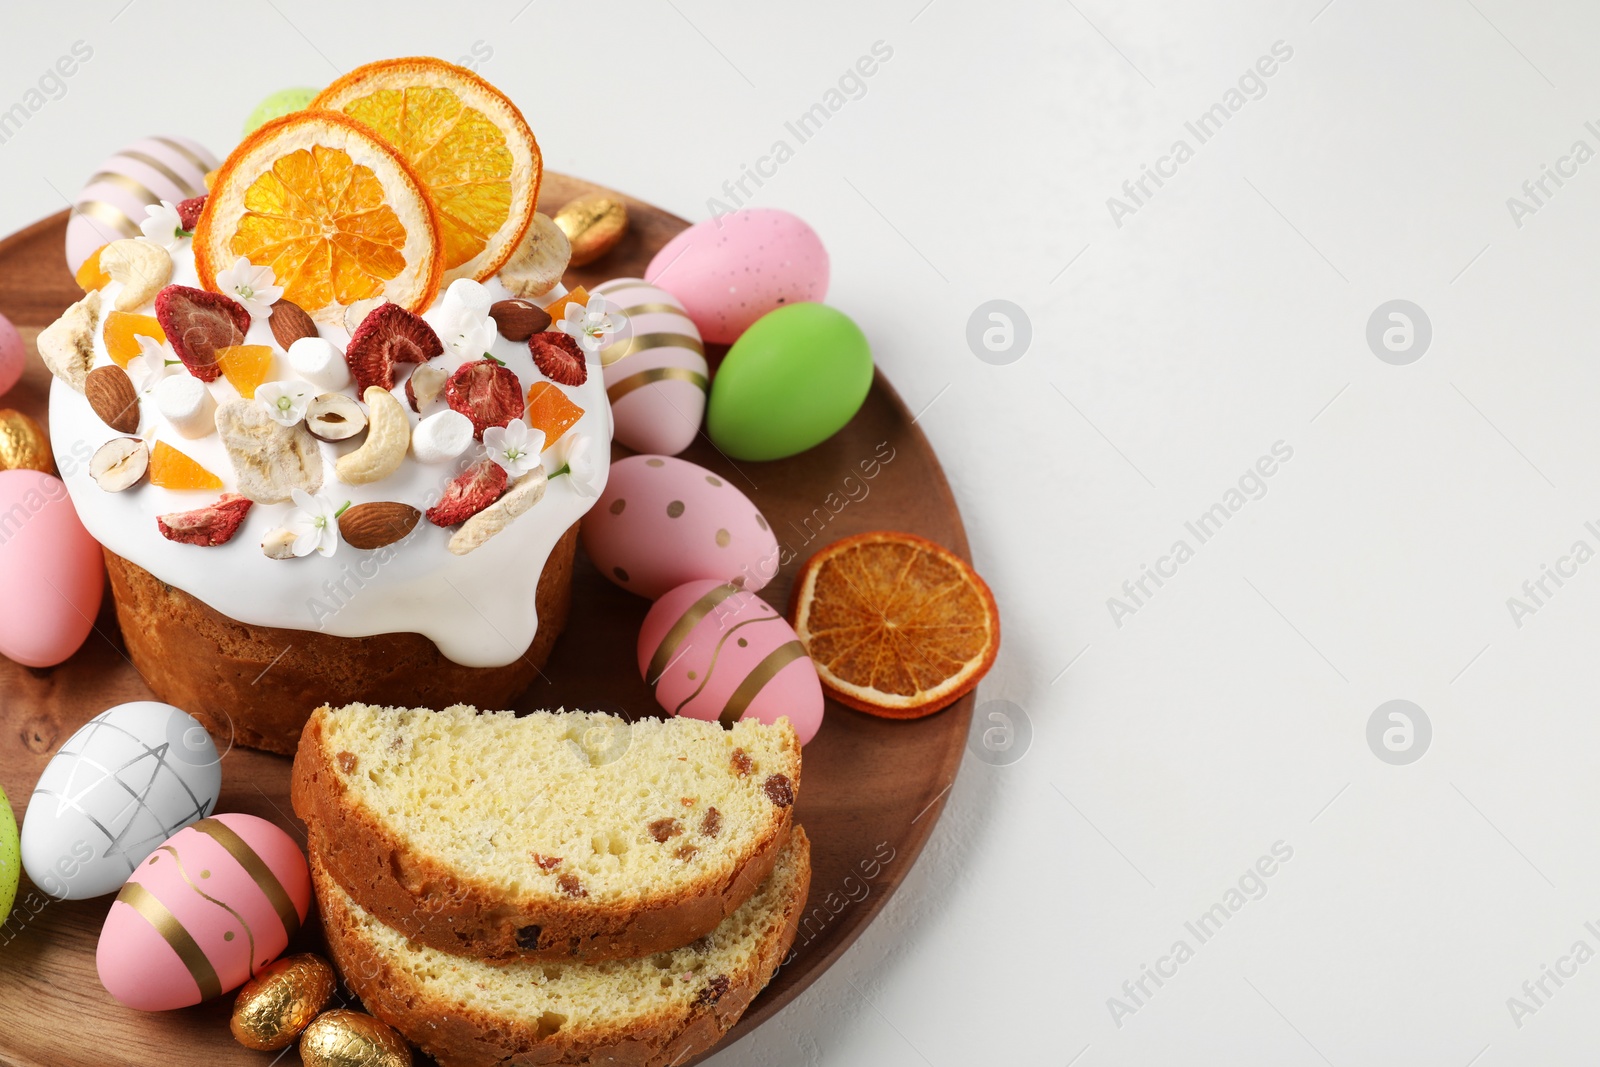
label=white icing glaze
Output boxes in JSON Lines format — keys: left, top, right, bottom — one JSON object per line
{"left": 50, "top": 244, "right": 611, "bottom": 669}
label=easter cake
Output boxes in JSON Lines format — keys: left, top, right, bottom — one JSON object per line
{"left": 291, "top": 703, "right": 801, "bottom": 962}
{"left": 42, "top": 58, "right": 618, "bottom": 753}
{"left": 314, "top": 827, "right": 811, "bottom": 1067}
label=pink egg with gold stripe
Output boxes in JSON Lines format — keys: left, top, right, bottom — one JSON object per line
{"left": 592, "top": 278, "right": 708, "bottom": 456}
{"left": 95, "top": 813, "right": 310, "bottom": 1010}
{"left": 65, "top": 135, "right": 217, "bottom": 274}
{"left": 638, "top": 579, "right": 823, "bottom": 744}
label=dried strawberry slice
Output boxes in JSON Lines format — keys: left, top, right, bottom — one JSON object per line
{"left": 176, "top": 196, "right": 207, "bottom": 230}
{"left": 154, "top": 285, "right": 249, "bottom": 383}
{"left": 445, "top": 359, "right": 525, "bottom": 440}
{"left": 426, "top": 458, "right": 509, "bottom": 527}
{"left": 157, "top": 493, "right": 253, "bottom": 547}
{"left": 529, "top": 331, "right": 587, "bottom": 386}
{"left": 345, "top": 303, "right": 443, "bottom": 393}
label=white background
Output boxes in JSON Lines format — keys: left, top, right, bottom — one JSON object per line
{"left": 5, "top": 1, "right": 1599, "bottom": 1063}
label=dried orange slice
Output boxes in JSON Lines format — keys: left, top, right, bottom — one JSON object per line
{"left": 312, "top": 57, "right": 540, "bottom": 284}
{"left": 194, "top": 111, "right": 442, "bottom": 326}
{"left": 790, "top": 532, "right": 999, "bottom": 719}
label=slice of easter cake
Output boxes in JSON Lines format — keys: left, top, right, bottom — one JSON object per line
{"left": 290, "top": 704, "right": 801, "bottom": 963}
{"left": 313, "top": 827, "right": 810, "bottom": 1067}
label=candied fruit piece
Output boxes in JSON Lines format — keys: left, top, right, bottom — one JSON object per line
{"left": 542, "top": 286, "right": 589, "bottom": 325}
{"left": 216, "top": 344, "right": 274, "bottom": 399}
{"left": 149, "top": 440, "right": 222, "bottom": 490}
{"left": 102, "top": 311, "right": 166, "bottom": 369}
{"left": 75, "top": 244, "right": 111, "bottom": 292}
{"left": 524, "top": 380, "right": 584, "bottom": 446}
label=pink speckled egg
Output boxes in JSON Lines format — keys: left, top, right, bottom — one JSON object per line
{"left": 65, "top": 135, "right": 218, "bottom": 274}
{"left": 583, "top": 455, "right": 779, "bottom": 600}
{"left": 0, "top": 470, "right": 102, "bottom": 667}
{"left": 638, "top": 579, "right": 823, "bottom": 745}
{"left": 0, "top": 313, "right": 23, "bottom": 396}
{"left": 644, "top": 209, "right": 828, "bottom": 345}
{"left": 591, "top": 278, "right": 708, "bottom": 455}
{"left": 96, "top": 813, "right": 311, "bottom": 1011}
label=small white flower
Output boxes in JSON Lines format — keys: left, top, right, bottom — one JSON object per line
{"left": 429, "top": 277, "right": 498, "bottom": 361}
{"left": 256, "top": 380, "right": 314, "bottom": 427}
{"left": 557, "top": 293, "right": 626, "bottom": 357}
{"left": 128, "top": 336, "right": 179, "bottom": 395}
{"left": 483, "top": 419, "right": 546, "bottom": 477}
{"left": 139, "top": 200, "right": 186, "bottom": 250}
{"left": 214, "top": 256, "right": 284, "bottom": 322}
{"left": 286, "top": 488, "right": 346, "bottom": 558}
{"left": 548, "top": 432, "right": 598, "bottom": 497}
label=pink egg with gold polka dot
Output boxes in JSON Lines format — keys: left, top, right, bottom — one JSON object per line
{"left": 638, "top": 579, "right": 824, "bottom": 744}
{"left": 582, "top": 454, "right": 779, "bottom": 600}
{"left": 644, "top": 209, "right": 828, "bottom": 344}
{"left": 96, "top": 813, "right": 310, "bottom": 1010}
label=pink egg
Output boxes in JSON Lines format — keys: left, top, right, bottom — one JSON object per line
{"left": 0, "top": 313, "right": 23, "bottom": 396}
{"left": 638, "top": 579, "right": 823, "bottom": 744}
{"left": 583, "top": 455, "right": 779, "bottom": 600}
{"left": 96, "top": 813, "right": 311, "bottom": 1011}
{"left": 592, "top": 278, "right": 708, "bottom": 455}
{"left": 65, "top": 135, "right": 218, "bottom": 274}
{"left": 0, "top": 470, "right": 103, "bottom": 667}
{"left": 644, "top": 209, "right": 828, "bottom": 345}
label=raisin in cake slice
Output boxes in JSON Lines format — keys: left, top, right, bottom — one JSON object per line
{"left": 314, "top": 828, "right": 810, "bottom": 1067}
{"left": 291, "top": 704, "right": 800, "bottom": 962}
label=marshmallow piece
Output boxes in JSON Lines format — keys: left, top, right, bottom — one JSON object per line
{"left": 288, "top": 337, "right": 350, "bottom": 392}
{"left": 154, "top": 375, "right": 216, "bottom": 439}
{"left": 412, "top": 409, "right": 474, "bottom": 464}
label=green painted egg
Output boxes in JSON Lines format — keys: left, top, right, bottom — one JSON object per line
{"left": 0, "top": 784, "right": 17, "bottom": 920}
{"left": 707, "top": 303, "right": 873, "bottom": 461}
{"left": 243, "top": 87, "right": 320, "bottom": 136}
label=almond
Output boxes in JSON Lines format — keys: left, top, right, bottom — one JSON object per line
{"left": 489, "top": 299, "right": 551, "bottom": 342}
{"left": 85, "top": 364, "right": 140, "bottom": 433}
{"left": 269, "top": 299, "right": 318, "bottom": 350}
{"left": 339, "top": 501, "right": 422, "bottom": 550}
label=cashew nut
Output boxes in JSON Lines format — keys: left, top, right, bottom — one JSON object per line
{"left": 336, "top": 386, "right": 410, "bottom": 485}
{"left": 99, "top": 239, "right": 174, "bottom": 312}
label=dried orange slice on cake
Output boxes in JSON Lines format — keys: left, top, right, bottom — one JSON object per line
{"left": 790, "top": 531, "right": 1000, "bottom": 719}
{"left": 312, "top": 57, "right": 541, "bottom": 283}
{"left": 195, "top": 111, "right": 443, "bottom": 325}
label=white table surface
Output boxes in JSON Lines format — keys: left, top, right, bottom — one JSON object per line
{"left": 5, "top": 1, "right": 1596, "bottom": 1063}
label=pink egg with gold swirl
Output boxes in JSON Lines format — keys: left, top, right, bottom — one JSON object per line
{"left": 64, "top": 135, "right": 218, "bottom": 274}
{"left": 638, "top": 579, "right": 823, "bottom": 744}
{"left": 96, "top": 813, "right": 310, "bottom": 1011}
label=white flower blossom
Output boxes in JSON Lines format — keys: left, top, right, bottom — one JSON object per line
{"left": 286, "top": 488, "right": 346, "bottom": 558}
{"left": 127, "top": 336, "right": 179, "bottom": 395}
{"left": 557, "top": 292, "right": 625, "bottom": 357}
{"left": 483, "top": 419, "right": 546, "bottom": 477}
{"left": 139, "top": 200, "right": 186, "bottom": 250}
{"left": 548, "top": 432, "right": 598, "bottom": 497}
{"left": 429, "top": 278, "right": 498, "bottom": 361}
{"left": 256, "top": 380, "right": 315, "bottom": 427}
{"left": 214, "top": 256, "right": 284, "bottom": 322}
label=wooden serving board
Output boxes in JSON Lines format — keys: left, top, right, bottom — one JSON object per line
{"left": 0, "top": 173, "right": 973, "bottom": 1066}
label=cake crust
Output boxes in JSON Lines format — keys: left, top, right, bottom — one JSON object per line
{"left": 315, "top": 829, "right": 811, "bottom": 1067}
{"left": 291, "top": 706, "right": 800, "bottom": 964}
{"left": 103, "top": 524, "right": 578, "bottom": 754}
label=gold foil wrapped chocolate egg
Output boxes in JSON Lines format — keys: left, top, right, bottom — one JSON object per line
{"left": 229, "top": 952, "right": 337, "bottom": 1051}
{"left": 300, "top": 1009, "right": 411, "bottom": 1067}
{"left": 0, "top": 410, "right": 54, "bottom": 474}
{"left": 554, "top": 194, "right": 628, "bottom": 267}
